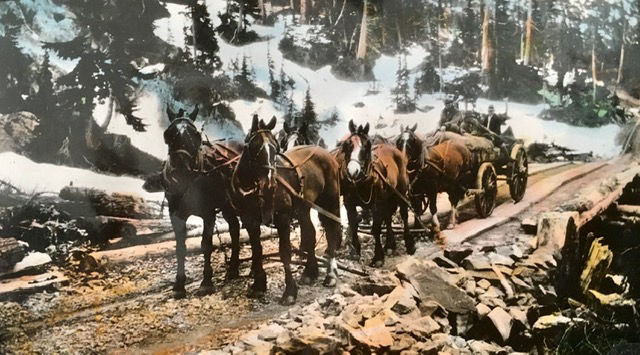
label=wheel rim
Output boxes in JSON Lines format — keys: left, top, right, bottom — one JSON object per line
{"left": 476, "top": 166, "right": 497, "bottom": 217}
{"left": 510, "top": 150, "right": 528, "bottom": 202}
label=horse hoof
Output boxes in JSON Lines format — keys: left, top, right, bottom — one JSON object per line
{"left": 323, "top": 275, "right": 337, "bottom": 288}
{"left": 406, "top": 245, "right": 416, "bottom": 255}
{"left": 173, "top": 289, "right": 187, "bottom": 299}
{"left": 280, "top": 295, "right": 296, "bottom": 306}
{"left": 370, "top": 259, "right": 384, "bottom": 268}
{"left": 196, "top": 284, "right": 215, "bottom": 296}
{"left": 248, "top": 288, "right": 265, "bottom": 299}
{"left": 446, "top": 224, "right": 455, "bottom": 230}
{"left": 300, "top": 275, "right": 316, "bottom": 285}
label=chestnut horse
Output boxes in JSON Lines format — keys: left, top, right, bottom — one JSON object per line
{"left": 395, "top": 125, "right": 472, "bottom": 229}
{"left": 335, "top": 120, "right": 413, "bottom": 267}
{"left": 154, "top": 106, "right": 243, "bottom": 299}
{"left": 229, "top": 115, "right": 342, "bottom": 305}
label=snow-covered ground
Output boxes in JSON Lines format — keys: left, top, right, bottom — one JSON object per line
{"left": 126, "top": 6, "right": 622, "bottom": 158}
{"left": 0, "top": 152, "right": 163, "bottom": 202}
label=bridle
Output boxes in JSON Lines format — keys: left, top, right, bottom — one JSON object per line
{"left": 340, "top": 133, "right": 373, "bottom": 184}
{"left": 398, "top": 130, "right": 425, "bottom": 177}
{"left": 231, "top": 129, "right": 281, "bottom": 197}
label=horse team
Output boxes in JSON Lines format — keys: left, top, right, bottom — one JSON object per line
{"left": 156, "top": 106, "right": 472, "bottom": 304}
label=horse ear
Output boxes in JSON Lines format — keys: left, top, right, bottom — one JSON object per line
{"left": 362, "top": 122, "right": 370, "bottom": 135}
{"left": 283, "top": 120, "right": 291, "bottom": 134}
{"left": 166, "top": 107, "right": 175, "bottom": 122}
{"left": 250, "top": 114, "right": 259, "bottom": 132}
{"left": 411, "top": 123, "right": 418, "bottom": 132}
{"left": 188, "top": 104, "right": 199, "bottom": 121}
{"left": 266, "top": 116, "right": 277, "bottom": 130}
{"left": 348, "top": 120, "right": 356, "bottom": 134}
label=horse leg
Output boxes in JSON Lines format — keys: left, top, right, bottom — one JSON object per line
{"left": 345, "top": 201, "right": 361, "bottom": 258}
{"left": 370, "top": 208, "right": 385, "bottom": 267}
{"left": 427, "top": 189, "right": 441, "bottom": 230}
{"left": 275, "top": 210, "right": 297, "bottom": 305}
{"left": 317, "top": 193, "right": 341, "bottom": 287}
{"left": 245, "top": 217, "right": 266, "bottom": 298}
{"left": 400, "top": 204, "right": 415, "bottom": 255}
{"left": 170, "top": 211, "right": 188, "bottom": 299}
{"left": 223, "top": 208, "right": 241, "bottom": 280}
{"left": 196, "top": 216, "right": 215, "bottom": 296}
{"left": 384, "top": 204, "right": 397, "bottom": 255}
{"left": 298, "top": 208, "right": 318, "bottom": 285}
{"left": 447, "top": 192, "right": 458, "bottom": 230}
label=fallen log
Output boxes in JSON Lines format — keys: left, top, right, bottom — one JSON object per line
{"left": 59, "top": 186, "right": 157, "bottom": 219}
{"left": 616, "top": 204, "right": 640, "bottom": 217}
{"left": 491, "top": 263, "right": 515, "bottom": 299}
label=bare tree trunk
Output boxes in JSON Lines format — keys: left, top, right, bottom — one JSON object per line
{"left": 523, "top": 0, "right": 534, "bottom": 65}
{"left": 592, "top": 34, "right": 597, "bottom": 103}
{"left": 481, "top": 2, "right": 493, "bottom": 77}
{"left": 333, "top": 0, "right": 346, "bottom": 26}
{"left": 617, "top": 21, "right": 627, "bottom": 87}
{"left": 356, "top": 0, "right": 368, "bottom": 59}
{"left": 191, "top": 4, "right": 197, "bottom": 59}
{"left": 258, "top": 0, "right": 265, "bottom": 21}
{"left": 99, "top": 96, "right": 115, "bottom": 130}
{"left": 300, "top": 0, "right": 308, "bottom": 24}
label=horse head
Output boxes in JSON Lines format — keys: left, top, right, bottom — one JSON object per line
{"left": 337, "top": 120, "right": 372, "bottom": 182}
{"left": 280, "top": 120, "right": 311, "bottom": 151}
{"left": 243, "top": 114, "right": 279, "bottom": 188}
{"left": 163, "top": 105, "right": 201, "bottom": 173}
{"left": 395, "top": 123, "right": 423, "bottom": 173}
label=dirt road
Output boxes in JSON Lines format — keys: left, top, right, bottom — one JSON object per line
{"left": 0, "top": 160, "right": 629, "bottom": 354}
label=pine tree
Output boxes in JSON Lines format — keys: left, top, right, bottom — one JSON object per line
{"left": 0, "top": 11, "right": 32, "bottom": 114}
{"left": 234, "top": 55, "right": 257, "bottom": 100}
{"left": 217, "top": 0, "right": 261, "bottom": 44}
{"left": 391, "top": 57, "right": 415, "bottom": 113}
{"left": 267, "top": 45, "right": 281, "bottom": 102}
{"left": 299, "top": 87, "right": 320, "bottom": 143}
{"left": 186, "top": 1, "right": 222, "bottom": 71}
{"left": 414, "top": 61, "right": 440, "bottom": 98}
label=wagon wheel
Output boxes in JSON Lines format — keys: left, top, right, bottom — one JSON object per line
{"left": 475, "top": 163, "right": 497, "bottom": 218}
{"left": 508, "top": 144, "right": 528, "bottom": 202}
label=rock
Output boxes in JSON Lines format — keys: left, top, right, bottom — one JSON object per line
{"left": 464, "top": 280, "right": 476, "bottom": 295}
{"left": 396, "top": 258, "right": 475, "bottom": 315}
{"left": 383, "top": 282, "right": 420, "bottom": 316}
{"left": 534, "top": 285, "right": 557, "bottom": 306}
{"left": 434, "top": 255, "right": 460, "bottom": 269}
{"left": 0, "top": 237, "right": 28, "bottom": 274}
{"left": 338, "top": 315, "right": 394, "bottom": 350}
{"left": 467, "top": 340, "right": 504, "bottom": 354}
{"left": 258, "top": 323, "right": 285, "bottom": 341}
{"left": 587, "top": 289, "right": 636, "bottom": 308}
{"left": 520, "top": 217, "right": 537, "bottom": 235}
{"left": 288, "top": 325, "right": 339, "bottom": 353}
{"left": 462, "top": 254, "right": 492, "bottom": 271}
{"left": 508, "top": 308, "right": 529, "bottom": 330}
{"left": 477, "top": 279, "right": 492, "bottom": 290}
{"left": 391, "top": 333, "right": 416, "bottom": 352}
{"left": 476, "top": 303, "right": 491, "bottom": 319}
{"left": 532, "top": 314, "right": 571, "bottom": 330}
{"left": 496, "top": 245, "right": 524, "bottom": 261}
{"left": 444, "top": 247, "right": 474, "bottom": 265}
{"left": 397, "top": 316, "right": 440, "bottom": 340}
{"left": 487, "top": 252, "right": 515, "bottom": 267}
{"left": 510, "top": 276, "right": 533, "bottom": 292}
{"left": 487, "top": 307, "right": 514, "bottom": 343}
{"left": 600, "top": 274, "right": 627, "bottom": 294}
{"left": 0, "top": 111, "right": 39, "bottom": 152}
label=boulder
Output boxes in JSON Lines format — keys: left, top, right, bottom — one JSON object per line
{"left": 396, "top": 258, "right": 476, "bottom": 316}
{"left": 0, "top": 111, "right": 39, "bottom": 153}
{"left": 476, "top": 303, "right": 491, "bottom": 319}
{"left": 486, "top": 307, "right": 514, "bottom": 343}
{"left": 444, "top": 247, "right": 473, "bottom": 265}
{"left": 462, "top": 254, "right": 492, "bottom": 270}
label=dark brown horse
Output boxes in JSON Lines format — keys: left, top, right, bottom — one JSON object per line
{"left": 335, "top": 120, "right": 413, "bottom": 267}
{"left": 151, "top": 105, "right": 243, "bottom": 299}
{"left": 395, "top": 125, "right": 472, "bottom": 230}
{"left": 229, "top": 115, "right": 342, "bottom": 305}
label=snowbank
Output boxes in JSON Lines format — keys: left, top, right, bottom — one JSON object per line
{"left": 0, "top": 152, "right": 163, "bottom": 202}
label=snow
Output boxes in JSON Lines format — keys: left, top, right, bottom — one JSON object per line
{"left": 13, "top": 1, "right": 625, "bottom": 166}
{"left": 0, "top": 152, "right": 163, "bottom": 202}
{"left": 12, "top": 252, "right": 51, "bottom": 272}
